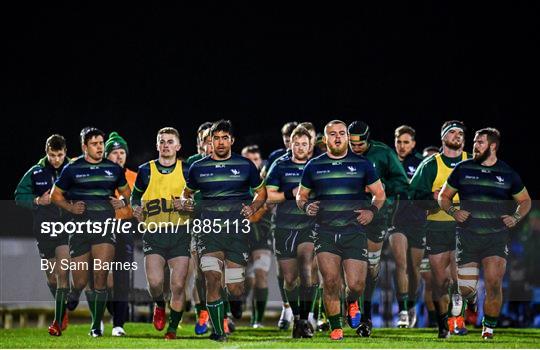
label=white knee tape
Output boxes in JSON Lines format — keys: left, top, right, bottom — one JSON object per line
{"left": 368, "top": 250, "right": 381, "bottom": 267}
{"left": 457, "top": 266, "right": 479, "bottom": 293}
{"left": 458, "top": 267, "right": 480, "bottom": 276}
{"left": 200, "top": 256, "right": 223, "bottom": 273}
{"left": 225, "top": 267, "right": 245, "bottom": 284}
{"left": 253, "top": 254, "right": 272, "bottom": 272}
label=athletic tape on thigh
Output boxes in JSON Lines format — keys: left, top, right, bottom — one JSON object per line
{"left": 225, "top": 267, "right": 245, "bottom": 284}
{"left": 457, "top": 266, "right": 479, "bottom": 292}
{"left": 200, "top": 256, "right": 223, "bottom": 273}
{"left": 253, "top": 254, "right": 272, "bottom": 272}
{"left": 368, "top": 250, "right": 381, "bottom": 266}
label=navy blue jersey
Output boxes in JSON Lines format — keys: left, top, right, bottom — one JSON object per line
{"left": 186, "top": 153, "right": 264, "bottom": 222}
{"left": 394, "top": 151, "right": 426, "bottom": 228}
{"left": 266, "top": 155, "right": 314, "bottom": 230}
{"left": 446, "top": 159, "right": 525, "bottom": 234}
{"left": 55, "top": 156, "right": 128, "bottom": 216}
{"left": 266, "top": 148, "right": 288, "bottom": 171}
{"left": 401, "top": 151, "right": 424, "bottom": 179}
{"left": 300, "top": 152, "right": 379, "bottom": 234}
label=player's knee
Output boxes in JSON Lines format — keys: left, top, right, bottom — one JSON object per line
{"left": 170, "top": 280, "right": 185, "bottom": 296}
{"left": 350, "top": 280, "right": 365, "bottom": 295}
{"left": 226, "top": 282, "right": 244, "bottom": 297}
{"left": 225, "top": 266, "right": 245, "bottom": 284}
{"left": 323, "top": 277, "right": 341, "bottom": 295}
{"left": 368, "top": 250, "right": 381, "bottom": 277}
{"left": 200, "top": 256, "right": 223, "bottom": 274}
{"left": 457, "top": 266, "right": 479, "bottom": 299}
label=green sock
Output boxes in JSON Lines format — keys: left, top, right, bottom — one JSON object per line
{"left": 85, "top": 290, "right": 96, "bottom": 327}
{"left": 482, "top": 314, "right": 498, "bottom": 329}
{"left": 207, "top": 299, "right": 225, "bottom": 336}
{"left": 310, "top": 286, "right": 320, "bottom": 314}
{"left": 328, "top": 314, "right": 343, "bottom": 330}
{"left": 48, "top": 283, "right": 57, "bottom": 298}
{"left": 167, "top": 307, "right": 183, "bottom": 333}
{"left": 397, "top": 293, "right": 409, "bottom": 312}
{"left": 255, "top": 288, "right": 268, "bottom": 323}
{"left": 91, "top": 289, "right": 108, "bottom": 331}
{"left": 285, "top": 286, "right": 300, "bottom": 317}
{"left": 220, "top": 288, "right": 231, "bottom": 315}
{"left": 55, "top": 288, "right": 68, "bottom": 326}
{"left": 277, "top": 276, "right": 288, "bottom": 303}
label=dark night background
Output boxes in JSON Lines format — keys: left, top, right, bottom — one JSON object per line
{"left": 4, "top": 3, "right": 540, "bottom": 206}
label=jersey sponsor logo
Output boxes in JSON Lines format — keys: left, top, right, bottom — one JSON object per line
{"left": 316, "top": 169, "right": 330, "bottom": 174}
{"left": 465, "top": 175, "right": 479, "bottom": 180}
{"left": 33, "top": 169, "right": 43, "bottom": 175}
{"left": 284, "top": 172, "right": 300, "bottom": 177}
{"left": 215, "top": 164, "right": 225, "bottom": 169}
{"left": 199, "top": 172, "right": 214, "bottom": 177}
{"left": 75, "top": 173, "right": 90, "bottom": 178}
{"left": 35, "top": 181, "right": 48, "bottom": 185}
{"left": 331, "top": 161, "right": 342, "bottom": 166}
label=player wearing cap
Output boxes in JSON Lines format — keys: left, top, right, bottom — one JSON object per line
{"left": 410, "top": 120, "right": 469, "bottom": 338}
{"left": 348, "top": 121, "right": 409, "bottom": 335}
{"left": 438, "top": 127, "right": 531, "bottom": 340}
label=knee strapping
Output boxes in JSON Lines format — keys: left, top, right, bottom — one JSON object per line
{"left": 253, "top": 254, "right": 272, "bottom": 272}
{"left": 368, "top": 250, "right": 382, "bottom": 277}
{"left": 225, "top": 267, "right": 245, "bottom": 284}
{"left": 457, "top": 266, "right": 479, "bottom": 298}
{"left": 200, "top": 256, "right": 223, "bottom": 273}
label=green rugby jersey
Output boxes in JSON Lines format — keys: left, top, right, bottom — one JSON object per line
{"left": 363, "top": 140, "right": 409, "bottom": 198}
{"left": 446, "top": 159, "right": 525, "bottom": 234}
{"left": 300, "top": 151, "right": 379, "bottom": 234}
{"left": 55, "top": 156, "right": 128, "bottom": 217}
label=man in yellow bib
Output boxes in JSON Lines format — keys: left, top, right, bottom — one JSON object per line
{"left": 410, "top": 121, "right": 469, "bottom": 338}
{"left": 131, "top": 127, "right": 191, "bottom": 340}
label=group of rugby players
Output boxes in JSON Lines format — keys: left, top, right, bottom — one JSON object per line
{"left": 15, "top": 118, "right": 531, "bottom": 341}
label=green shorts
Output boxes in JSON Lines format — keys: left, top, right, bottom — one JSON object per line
{"left": 313, "top": 229, "right": 368, "bottom": 262}
{"left": 274, "top": 228, "right": 314, "bottom": 260}
{"left": 36, "top": 234, "right": 69, "bottom": 260}
{"left": 425, "top": 221, "right": 456, "bottom": 256}
{"left": 366, "top": 215, "right": 388, "bottom": 243}
{"left": 143, "top": 225, "right": 191, "bottom": 260}
{"left": 389, "top": 225, "right": 426, "bottom": 249}
{"left": 456, "top": 228, "right": 509, "bottom": 265}
{"left": 197, "top": 232, "right": 249, "bottom": 266}
{"left": 248, "top": 220, "right": 273, "bottom": 252}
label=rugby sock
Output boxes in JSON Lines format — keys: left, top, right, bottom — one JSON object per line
{"left": 195, "top": 275, "right": 206, "bottom": 305}
{"left": 195, "top": 303, "right": 206, "bottom": 321}
{"left": 278, "top": 276, "right": 288, "bottom": 303}
{"left": 91, "top": 289, "right": 108, "bottom": 331}
{"left": 254, "top": 287, "right": 268, "bottom": 323}
{"left": 346, "top": 288, "right": 360, "bottom": 305}
{"left": 361, "top": 301, "right": 372, "bottom": 322}
{"left": 285, "top": 286, "right": 300, "bottom": 318}
{"left": 300, "top": 286, "right": 315, "bottom": 320}
{"left": 154, "top": 294, "right": 166, "bottom": 309}
{"left": 428, "top": 310, "right": 437, "bottom": 326}
{"left": 105, "top": 288, "right": 114, "bottom": 316}
{"left": 328, "top": 314, "right": 343, "bottom": 330}
{"left": 207, "top": 299, "right": 225, "bottom": 336}
{"left": 434, "top": 301, "right": 449, "bottom": 331}
{"left": 397, "top": 293, "right": 409, "bottom": 312}
{"left": 362, "top": 272, "right": 378, "bottom": 321}
{"left": 47, "top": 283, "right": 57, "bottom": 298}
{"left": 85, "top": 290, "right": 96, "bottom": 327}
{"left": 55, "top": 288, "right": 68, "bottom": 326}
{"left": 167, "top": 307, "right": 183, "bottom": 333}
{"left": 482, "top": 314, "right": 498, "bottom": 329}
{"left": 409, "top": 298, "right": 416, "bottom": 310}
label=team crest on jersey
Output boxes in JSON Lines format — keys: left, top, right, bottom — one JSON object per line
{"left": 496, "top": 176, "right": 505, "bottom": 184}
{"left": 231, "top": 169, "right": 240, "bottom": 175}
{"left": 407, "top": 166, "right": 416, "bottom": 175}
{"left": 346, "top": 166, "right": 357, "bottom": 175}
{"left": 104, "top": 170, "right": 114, "bottom": 177}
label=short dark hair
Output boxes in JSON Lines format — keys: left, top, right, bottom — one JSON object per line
{"left": 45, "top": 134, "right": 66, "bottom": 152}
{"left": 211, "top": 119, "right": 234, "bottom": 138}
{"left": 281, "top": 121, "right": 299, "bottom": 137}
{"left": 298, "top": 122, "right": 316, "bottom": 134}
{"left": 291, "top": 125, "right": 313, "bottom": 142}
{"left": 157, "top": 127, "right": 180, "bottom": 142}
{"left": 476, "top": 127, "right": 501, "bottom": 150}
{"left": 242, "top": 144, "right": 261, "bottom": 155}
{"left": 197, "top": 122, "right": 213, "bottom": 133}
{"left": 395, "top": 125, "right": 416, "bottom": 140}
{"left": 80, "top": 127, "right": 105, "bottom": 145}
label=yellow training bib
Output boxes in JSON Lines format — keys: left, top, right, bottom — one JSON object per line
{"left": 141, "top": 160, "right": 189, "bottom": 226}
{"left": 427, "top": 152, "right": 468, "bottom": 222}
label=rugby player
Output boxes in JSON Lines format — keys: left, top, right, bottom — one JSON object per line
{"left": 104, "top": 131, "right": 137, "bottom": 337}
{"left": 410, "top": 121, "right": 469, "bottom": 338}
{"left": 348, "top": 121, "right": 409, "bottom": 333}
{"left": 297, "top": 120, "right": 386, "bottom": 340}
{"left": 438, "top": 127, "right": 531, "bottom": 339}
{"left": 186, "top": 122, "right": 213, "bottom": 166}
{"left": 51, "top": 127, "right": 131, "bottom": 337}
{"left": 130, "top": 127, "right": 191, "bottom": 340}
{"left": 260, "top": 121, "right": 298, "bottom": 178}
{"left": 15, "top": 134, "right": 70, "bottom": 336}
{"left": 242, "top": 145, "right": 273, "bottom": 328}
{"left": 393, "top": 125, "right": 426, "bottom": 327}
{"left": 181, "top": 120, "right": 267, "bottom": 342}
{"left": 266, "top": 126, "right": 315, "bottom": 338}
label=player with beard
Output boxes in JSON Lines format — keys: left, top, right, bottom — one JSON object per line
{"left": 410, "top": 121, "right": 469, "bottom": 338}
{"left": 438, "top": 128, "right": 531, "bottom": 340}
{"left": 266, "top": 126, "right": 316, "bottom": 338}
{"left": 51, "top": 127, "right": 131, "bottom": 337}
{"left": 348, "top": 121, "right": 409, "bottom": 334}
{"left": 297, "top": 120, "right": 386, "bottom": 340}
{"left": 181, "top": 120, "right": 267, "bottom": 342}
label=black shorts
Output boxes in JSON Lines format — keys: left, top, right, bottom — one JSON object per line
{"left": 143, "top": 225, "right": 191, "bottom": 260}
{"left": 248, "top": 220, "right": 273, "bottom": 252}
{"left": 36, "top": 234, "right": 69, "bottom": 260}
{"left": 389, "top": 225, "right": 426, "bottom": 249}
{"left": 313, "top": 229, "right": 368, "bottom": 262}
{"left": 273, "top": 228, "right": 314, "bottom": 260}
{"left": 456, "top": 228, "right": 509, "bottom": 265}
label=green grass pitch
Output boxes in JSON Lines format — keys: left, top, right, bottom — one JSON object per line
{"left": 1, "top": 323, "right": 540, "bottom": 348}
